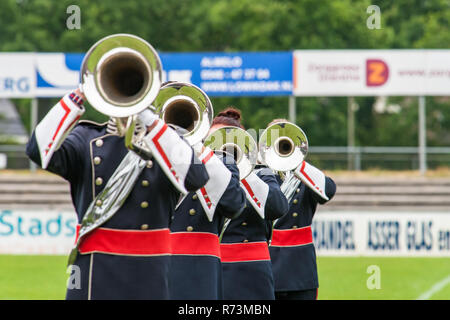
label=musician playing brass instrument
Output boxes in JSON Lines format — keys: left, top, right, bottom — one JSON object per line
{"left": 215, "top": 109, "right": 289, "bottom": 300}
{"left": 26, "top": 34, "right": 209, "bottom": 300}
{"left": 264, "top": 119, "right": 337, "bottom": 300}
{"left": 152, "top": 83, "right": 247, "bottom": 300}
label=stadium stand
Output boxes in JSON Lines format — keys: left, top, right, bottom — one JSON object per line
{"left": 1, "top": 172, "right": 450, "bottom": 211}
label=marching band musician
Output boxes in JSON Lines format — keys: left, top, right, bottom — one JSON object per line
{"left": 267, "top": 119, "right": 337, "bottom": 300}
{"left": 217, "top": 108, "right": 289, "bottom": 300}
{"left": 168, "top": 119, "right": 246, "bottom": 299}
{"left": 26, "top": 87, "right": 209, "bottom": 300}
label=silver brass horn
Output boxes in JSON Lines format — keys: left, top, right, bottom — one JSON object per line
{"left": 152, "top": 82, "right": 213, "bottom": 146}
{"left": 204, "top": 126, "right": 258, "bottom": 180}
{"left": 259, "top": 121, "right": 308, "bottom": 172}
{"left": 80, "top": 33, "right": 162, "bottom": 118}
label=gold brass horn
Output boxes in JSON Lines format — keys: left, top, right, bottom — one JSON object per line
{"left": 80, "top": 33, "right": 162, "bottom": 118}
{"left": 124, "top": 82, "right": 213, "bottom": 159}
{"left": 204, "top": 126, "right": 258, "bottom": 180}
{"left": 152, "top": 82, "right": 213, "bottom": 146}
{"left": 259, "top": 121, "right": 308, "bottom": 172}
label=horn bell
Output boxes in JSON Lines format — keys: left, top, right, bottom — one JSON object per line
{"left": 152, "top": 82, "right": 213, "bottom": 145}
{"left": 204, "top": 126, "right": 258, "bottom": 180}
{"left": 80, "top": 33, "right": 162, "bottom": 118}
{"left": 259, "top": 121, "right": 308, "bottom": 172}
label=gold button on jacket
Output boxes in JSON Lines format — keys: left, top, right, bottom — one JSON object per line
{"left": 95, "top": 177, "right": 103, "bottom": 186}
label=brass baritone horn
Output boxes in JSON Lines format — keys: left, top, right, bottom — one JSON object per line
{"left": 204, "top": 126, "right": 258, "bottom": 180}
{"left": 152, "top": 82, "right": 213, "bottom": 146}
{"left": 258, "top": 121, "right": 308, "bottom": 172}
{"left": 80, "top": 33, "right": 162, "bottom": 118}
{"left": 125, "top": 82, "right": 214, "bottom": 159}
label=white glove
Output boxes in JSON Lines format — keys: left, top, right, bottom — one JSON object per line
{"left": 137, "top": 109, "right": 159, "bottom": 128}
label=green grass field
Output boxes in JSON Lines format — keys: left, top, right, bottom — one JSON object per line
{"left": 0, "top": 255, "right": 449, "bottom": 300}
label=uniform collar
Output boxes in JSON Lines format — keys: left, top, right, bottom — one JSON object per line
{"left": 106, "top": 117, "right": 143, "bottom": 136}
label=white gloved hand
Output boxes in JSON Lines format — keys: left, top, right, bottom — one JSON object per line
{"left": 192, "top": 142, "right": 205, "bottom": 156}
{"left": 137, "top": 109, "right": 160, "bottom": 128}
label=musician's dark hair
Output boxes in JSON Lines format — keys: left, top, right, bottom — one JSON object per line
{"left": 267, "top": 118, "right": 289, "bottom": 127}
{"left": 212, "top": 107, "right": 245, "bottom": 129}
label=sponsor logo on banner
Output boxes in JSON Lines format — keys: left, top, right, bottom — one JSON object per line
{"left": 312, "top": 211, "right": 450, "bottom": 256}
{"left": 1, "top": 52, "right": 292, "bottom": 97}
{"left": 293, "top": 50, "right": 450, "bottom": 96}
{"left": 366, "top": 59, "right": 389, "bottom": 86}
{"left": 159, "top": 52, "right": 293, "bottom": 96}
{"left": 1, "top": 209, "right": 449, "bottom": 256}
{"left": 35, "top": 53, "right": 83, "bottom": 96}
{"left": 0, "top": 53, "right": 35, "bottom": 98}
{"left": 0, "top": 210, "right": 77, "bottom": 255}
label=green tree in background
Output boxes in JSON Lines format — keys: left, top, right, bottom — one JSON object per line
{"left": 1, "top": 0, "right": 450, "bottom": 155}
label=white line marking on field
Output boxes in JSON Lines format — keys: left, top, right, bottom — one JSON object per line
{"left": 416, "top": 275, "right": 450, "bottom": 300}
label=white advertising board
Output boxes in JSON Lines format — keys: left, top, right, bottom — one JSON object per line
{"left": 313, "top": 211, "right": 450, "bottom": 257}
{"left": 0, "top": 209, "right": 77, "bottom": 255}
{"left": 0, "top": 53, "right": 36, "bottom": 98}
{"left": 1, "top": 209, "right": 449, "bottom": 256}
{"left": 293, "top": 50, "right": 450, "bottom": 96}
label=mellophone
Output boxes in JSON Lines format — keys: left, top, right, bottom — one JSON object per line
{"left": 79, "top": 33, "right": 309, "bottom": 178}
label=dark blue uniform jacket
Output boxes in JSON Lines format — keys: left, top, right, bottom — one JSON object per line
{"left": 26, "top": 121, "right": 208, "bottom": 300}
{"left": 221, "top": 167, "right": 288, "bottom": 300}
{"left": 270, "top": 177, "right": 336, "bottom": 292}
{"left": 169, "top": 152, "right": 245, "bottom": 300}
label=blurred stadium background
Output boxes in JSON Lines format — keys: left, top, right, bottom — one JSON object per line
{"left": 1, "top": 0, "right": 450, "bottom": 300}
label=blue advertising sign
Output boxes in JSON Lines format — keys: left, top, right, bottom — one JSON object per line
{"left": 32, "top": 51, "right": 293, "bottom": 97}
{"left": 159, "top": 52, "right": 293, "bottom": 96}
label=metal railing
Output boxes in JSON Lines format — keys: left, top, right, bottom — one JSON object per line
{"left": 1, "top": 145, "right": 450, "bottom": 171}
{"left": 309, "top": 146, "right": 450, "bottom": 171}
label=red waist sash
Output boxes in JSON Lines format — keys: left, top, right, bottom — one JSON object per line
{"left": 220, "top": 241, "right": 270, "bottom": 262}
{"left": 76, "top": 226, "right": 171, "bottom": 256}
{"left": 171, "top": 232, "right": 220, "bottom": 258}
{"left": 270, "top": 226, "right": 313, "bottom": 247}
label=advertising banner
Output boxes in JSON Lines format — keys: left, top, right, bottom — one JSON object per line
{"left": 35, "top": 53, "right": 83, "bottom": 97}
{"left": 0, "top": 52, "right": 293, "bottom": 97}
{"left": 0, "top": 209, "right": 76, "bottom": 255}
{"left": 160, "top": 52, "right": 293, "bottom": 96}
{"left": 313, "top": 211, "right": 450, "bottom": 257}
{"left": 0, "top": 53, "right": 35, "bottom": 98}
{"left": 1, "top": 209, "right": 449, "bottom": 256}
{"left": 293, "top": 50, "right": 450, "bottom": 96}
{"left": 3, "top": 50, "right": 450, "bottom": 98}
